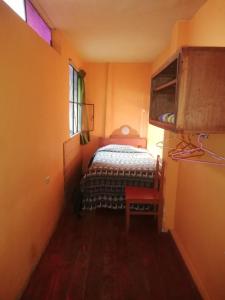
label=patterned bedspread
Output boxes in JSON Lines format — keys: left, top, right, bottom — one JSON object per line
{"left": 81, "top": 144, "right": 156, "bottom": 210}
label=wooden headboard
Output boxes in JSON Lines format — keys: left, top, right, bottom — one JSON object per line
{"left": 100, "top": 137, "right": 147, "bottom": 148}
{"left": 100, "top": 125, "right": 147, "bottom": 148}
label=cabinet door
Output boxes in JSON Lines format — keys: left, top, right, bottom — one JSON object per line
{"left": 181, "top": 48, "right": 225, "bottom": 132}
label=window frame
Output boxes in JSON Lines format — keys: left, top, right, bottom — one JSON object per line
{"left": 69, "top": 64, "right": 81, "bottom": 137}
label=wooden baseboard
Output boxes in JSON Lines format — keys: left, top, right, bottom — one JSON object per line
{"left": 170, "top": 229, "right": 211, "bottom": 300}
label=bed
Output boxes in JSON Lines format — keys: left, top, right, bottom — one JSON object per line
{"left": 80, "top": 126, "right": 156, "bottom": 210}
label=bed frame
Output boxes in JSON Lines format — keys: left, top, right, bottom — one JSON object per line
{"left": 100, "top": 125, "right": 147, "bottom": 148}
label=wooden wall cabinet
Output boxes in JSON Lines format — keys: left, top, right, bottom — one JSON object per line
{"left": 149, "top": 47, "right": 225, "bottom": 132}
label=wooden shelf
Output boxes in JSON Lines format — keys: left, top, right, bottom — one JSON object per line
{"left": 149, "top": 47, "right": 225, "bottom": 132}
{"left": 153, "top": 79, "right": 177, "bottom": 92}
{"left": 149, "top": 120, "right": 176, "bottom": 131}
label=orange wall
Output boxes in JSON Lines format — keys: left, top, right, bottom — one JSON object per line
{"left": 84, "top": 63, "right": 151, "bottom": 138}
{"left": 0, "top": 2, "right": 83, "bottom": 299}
{"left": 151, "top": 0, "right": 225, "bottom": 299}
{"left": 84, "top": 63, "right": 108, "bottom": 137}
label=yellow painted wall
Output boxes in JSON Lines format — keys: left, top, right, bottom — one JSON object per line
{"left": 85, "top": 63, "right": 151, "bottom": 138}
{"left": 0, "top": 2, "right": 83, "bottom": 299}
{"left": 151, "top": 0, "right": 225, "bottom": 299}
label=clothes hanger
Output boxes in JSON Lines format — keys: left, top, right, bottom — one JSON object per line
{"left": 169, "top": 134, "right": 205, "bottom": 159}
{"left": 156, "top": 133, "right": 225, "bottom": 166}
{"left": 168, "top": 133, "right": 204, "bottom": 158}
{"left": 170, "top": 133, "right": 225, "bottom": 166}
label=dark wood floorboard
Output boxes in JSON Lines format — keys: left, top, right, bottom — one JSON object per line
{"left": 21, "top": 207, "right": 202, "bottom": 300}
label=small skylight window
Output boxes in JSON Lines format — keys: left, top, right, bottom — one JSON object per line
{"left": 25, "top": 1, "right": 52, "bottom": 45}
{"left": 3, "top": 0, "right": 26, "bottom": 20}
{"left": 3, "top": 0, "right": 52, "bottom": 45}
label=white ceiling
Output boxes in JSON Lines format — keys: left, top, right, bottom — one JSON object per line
{"left": 33, "top": 0, "right": 205, "bottom": 62}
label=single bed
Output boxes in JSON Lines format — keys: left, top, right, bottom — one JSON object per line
{"left": 81, "top": 128, "right": 156, "bottom": 210}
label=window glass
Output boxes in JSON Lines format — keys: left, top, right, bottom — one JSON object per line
{"left": 69, "top": 65, "right": 74, "bottom": 102}
{"left": 3, "top": 0, "right": 26, "bottom": 20}
{"left": 73, "top": 71, "right": 78, "bottom": 101}
{"left": 77, "top": 102, "right": 82, "bottom": 132}
{"left": 25, "top": 0, "right": 52, "bottom": 45}
{"left": 73, "top": 102, "right": 78, "bottom": 133}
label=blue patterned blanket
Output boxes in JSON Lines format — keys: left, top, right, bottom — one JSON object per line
{"left": 81, "top": 144, "right": 156, "bottom": 210}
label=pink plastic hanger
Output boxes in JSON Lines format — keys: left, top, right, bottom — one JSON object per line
{"left": 170, "top": 133, "right": 225, "bottom": 166}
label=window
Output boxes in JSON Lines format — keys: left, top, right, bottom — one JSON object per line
{"left": 25, "top": 1, "right": 52, "bottom": 45}
{"left": 69, "top": 65, "right": 81, "bottom": 136}
{"left": 3, "top": 0, "right": 52, "bottom": 45}
{"left": 2, "top": 0, "right": 26, "bottom": 20}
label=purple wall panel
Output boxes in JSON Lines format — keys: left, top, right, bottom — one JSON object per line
{"left": 25, "top": 0, "right": 51, "bottom": 45}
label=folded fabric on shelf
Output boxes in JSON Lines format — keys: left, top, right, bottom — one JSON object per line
{"left": 158, "top": 112, "right": 175, "bottom": 124}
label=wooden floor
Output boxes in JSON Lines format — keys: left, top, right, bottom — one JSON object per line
{"left": 21, "top": 206, "right": 202, "bottom": 300}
